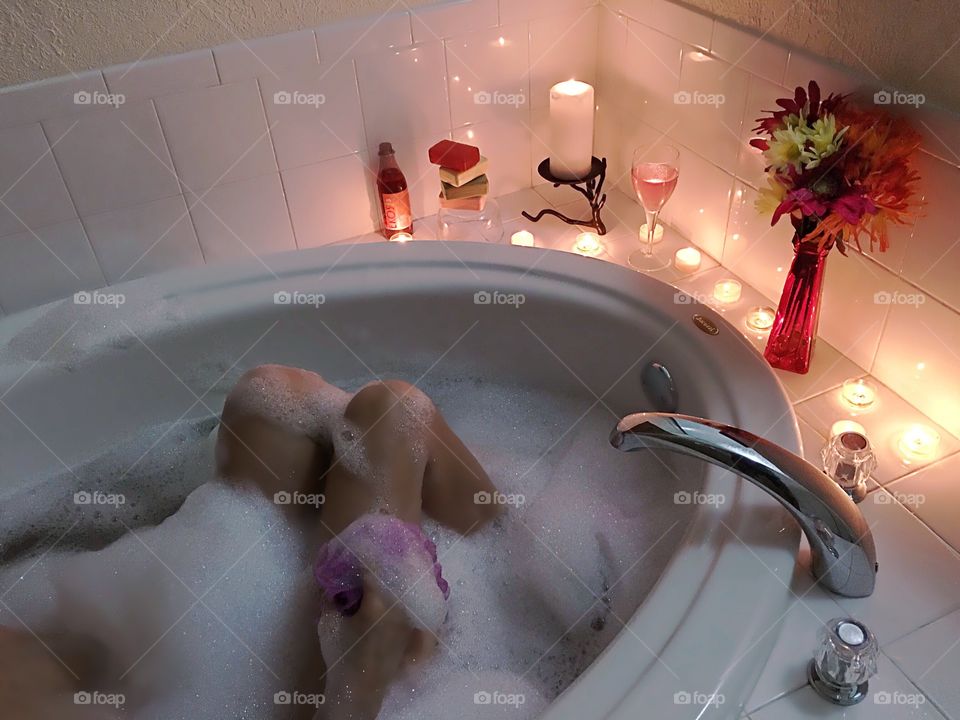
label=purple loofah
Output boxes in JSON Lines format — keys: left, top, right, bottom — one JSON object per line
{"left": 314, "top": 513, "right": 449, "bottom": 619}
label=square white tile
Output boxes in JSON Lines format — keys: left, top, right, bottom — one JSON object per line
{"left": 0, "top": 219, "right": 103, "bottom": 312}
{"left": 666, "top": 147, "right": 735, "bottom": 261}
{"left": 103, "top": 50, "right": 220, "bottom": 101}
{"left": 452, "top": 116, "right": 532, "bottom": 196}
{"left": 606, "top": 0, "right": 712, "bottom": 50}
{"left": 722, "top": 181, "right": 796, "bottom": 302}
{"left": 776, "top": 341, "right": 866, "bottom": 405}
{"left": 315, "top": 11, "right": 413, "bottom": 65}
{"left": 82, "top": 195, "right": 203, "bottom": 283}
{"left": 281, "top": 153, "right": 378, "bottom": 248}
{"left": 886, "top": 608, "right": 960, "bottom": 719}
{"left": 872, "top": 282, "right": 960, "bottom": 440}
{"left": 620, "top": 20, "right": 683, "bottom": 135}
{"left": 710, "top": 22, "right": 788, "bottom": 86}
{"left": 214, "top": 29, "right": 319, "bottom": 84}
{"left": 596, "top": 7, "right": 630, "bottom": 98}
{"left": 886, "top": 453, "right": 960, "bottom": 554}
{"left": 899, "top": 152, "right": 960, "bottom": 313}
{"left": 44, "top": 100, "right": 180, "bottom": 215}
{"left": 782, "top": 50, "right": 871, "bottom": 99}
{"left": 0, "top": 123, "right": 76, "bottom": 238}
{"left": 795, "top": 376, "right": 959, "bottom": 485}
{"left": 735, "top": 74, "right": 790, "bottom": 190}
{"left": 818, "top": 250, "right": 897, "bottom": 372}
{"left": 674, "top": 48, "right": 750, "bottom": 175}
{"left": 259, "top": 61, "right": 366, "bottom": 170}
{"left": 496, "top": 187, "right": 550, "bottom": 222}
{"left": 751, "top": 652, "right": 943, "bottom": 719}
{"left": 411, "top": 0, "right": 499, "bottom": 42}
{"left": 186, "top": 173, "right": 296, "bottom": 265}
{"left": 446, "top": 23, "right": 530, "bottom": 127}
{"left": 529, "top": 6, "right": 600, "bottom": 110}
{"left": 499, "top": 0, "right": 596, "bottom": 24}
{"left": 356, "top": 42, "right": 450, "bottom": 148}
{"left": 0, "top": 71, "right": 108, "bottom": 128}
{"left": 155, "top": 80, "right": 278, "bottom": 194}
{"left": 832, "top": 490, "right": 960, "bottom": 644}
{"left": 743, "top": 563, "right": 848, "bottom": 713}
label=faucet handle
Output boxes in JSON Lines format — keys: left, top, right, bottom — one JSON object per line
{"left": 808, "top": 617, "right": 879, "bottom": 705}
{"left": 822, "top": 431, "right": 877, "bottom": 503}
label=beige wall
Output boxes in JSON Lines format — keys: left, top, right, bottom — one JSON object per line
{"left": 1, "top": 0, "right": 958, "bottom": 112}
{"left": 679, "top": 0, "right": 960, "bottom": 111}
{"left": 0, "top": 0, "right": 435, "bottom": 86}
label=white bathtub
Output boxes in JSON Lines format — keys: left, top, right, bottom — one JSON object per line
{"left": 0, "top": 241, "right": 801, "bottom": 718}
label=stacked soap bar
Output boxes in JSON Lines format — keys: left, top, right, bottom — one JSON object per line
{"left": 429, "top": 140, "right": 489, "bottom": 211}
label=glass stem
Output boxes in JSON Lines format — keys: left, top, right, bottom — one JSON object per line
{"left": 644, "top": 210, "right": 659, "bottom": 256}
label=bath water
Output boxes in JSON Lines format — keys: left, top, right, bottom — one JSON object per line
{"left": 0, "top": 375, "right": 691, "bottom": 719}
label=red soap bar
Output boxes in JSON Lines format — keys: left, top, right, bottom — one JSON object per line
{"left": 428, "top": 140, "right": 481, "bottom": 172}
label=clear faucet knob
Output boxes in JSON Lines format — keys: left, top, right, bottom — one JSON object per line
{"left": 822, "top": 431, "right": 876, "bottom": 503}
{"left": 808, "top": 617, "right": 879, "bottom": 705}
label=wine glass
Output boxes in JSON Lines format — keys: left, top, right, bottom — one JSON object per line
{"left": 629, "top": 144, "right": 680, "bottom": 270}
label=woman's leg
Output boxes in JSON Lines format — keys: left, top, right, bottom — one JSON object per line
{"left": 216, "top": 365, "right": 337, "bottom": 506}
{"left": 323, "top": 379, "right": 502, "bottom": 537}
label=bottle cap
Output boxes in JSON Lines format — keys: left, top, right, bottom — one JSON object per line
{"left": 378, "top": 142, "right": 395, "bottom": 156}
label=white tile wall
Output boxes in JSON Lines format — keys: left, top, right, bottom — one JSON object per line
{"left": 446, "top": 24, "right": 529, "bottom": 127}
{"left": 103, "top": 50, "right": 220, "bottom": 101}
{"left": 0, "top": 0, "right": 958, "bottom": 463}
{"left": 594, "top": 2, "right": 960, "bottom": 449}
{"left": 155, "top": 80, "right": 277, "bottom": 193}
{"left": 44, "top": 100, "right": 180, "bottom": 215}
{"left": 0, "top": 123, "right": 76, "bottom": 237}
{"left": 82, "top": 194, "right": 203, "bottom": 283}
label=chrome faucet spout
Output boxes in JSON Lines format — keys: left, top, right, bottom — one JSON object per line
{"left": 610, "top": 412, "right": 877, "bottom": 598}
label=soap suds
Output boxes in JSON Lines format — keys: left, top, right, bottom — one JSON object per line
{"left": 0, "top": 376, "right": 694, "bottom": 719}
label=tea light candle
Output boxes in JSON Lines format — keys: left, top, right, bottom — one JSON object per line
{"left": 511, "top": 230, "right": 535, "bottom": 247}
{"left": 573, "top": 231, "right": 603, "bottom": 256}
{"left": 638, "top": 223, "right": 664, "bottom": 243}
{"left": 898, "top": 424, "right": 941, "bottom": 461}
{"left": 549, "top": 80, "right": 595, "bottom": 180}
{"left": 745, "top": 306, "right": 776, "bottom": 332}
{"left": 830, "top": 419, "right": 867, "bottom": 439}
{"left": 841, "top": 378, "right": 878, "bottom": 409}
{"left": 713, "top": 279, "right": 742, "bottom": 304}
{"left": 389, "top": 232, "right": 413, "bottom": 243}
{"left": 674, "top": 247, "right": 701, "bottom": 273}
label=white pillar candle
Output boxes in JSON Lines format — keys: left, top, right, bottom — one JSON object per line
{"left": 674, "top": 247, "right": 701, "bottom": 272}
{"left": 511, "top": 230, "right": 535, "bottom": 247}
{"left": 549, "top": 80, "right": 595, "bottom": 180}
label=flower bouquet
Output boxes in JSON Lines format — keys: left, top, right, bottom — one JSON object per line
{"left": 751, "top": 81, "right": 922, "bottom": 373}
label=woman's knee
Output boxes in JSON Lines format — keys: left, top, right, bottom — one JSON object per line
{"left": 345, "top": 381, "right": 434, "bottom": 429}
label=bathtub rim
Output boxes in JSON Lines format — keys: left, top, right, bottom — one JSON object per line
{"left": 0, "top": 240, "right": 802, "bottom": 718}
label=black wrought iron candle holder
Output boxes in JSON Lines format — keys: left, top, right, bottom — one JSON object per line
{"left": 522, "top": 156, "right": 608, "bottom": 235}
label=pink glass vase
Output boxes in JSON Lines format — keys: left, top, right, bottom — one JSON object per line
{"left": 763, "top": 237, "right": 831, "bottom": 374}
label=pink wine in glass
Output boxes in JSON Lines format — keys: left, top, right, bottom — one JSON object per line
{"left": 631, "top": 163, "right": 679, "bottom": 211}
{"left": 629, "top": 143, "right": 680, "bottom": 271}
